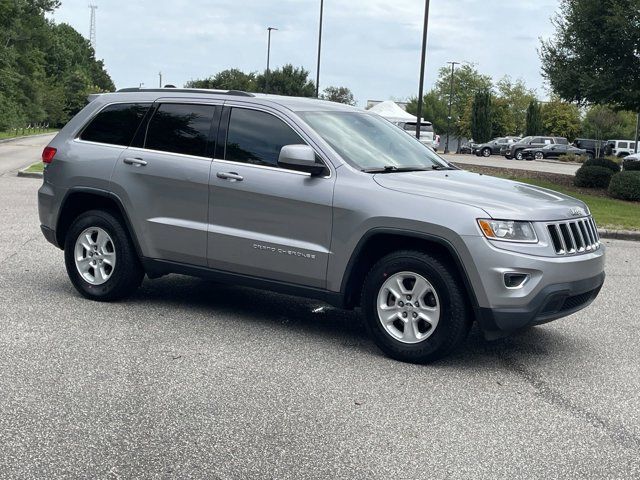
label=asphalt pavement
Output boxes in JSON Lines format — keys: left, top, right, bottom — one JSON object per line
{"left": 0, "top": 137, "right": 639, "bottom": 479}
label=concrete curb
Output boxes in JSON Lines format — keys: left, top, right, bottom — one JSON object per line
{"left": 598, "top": 229, "right": 640, "bottom": 242}
{"left": 17, "top": 168, "right": 43, "bottom": 179}
{"left": 0, "top": 132, "right": 57, "bottom": 144}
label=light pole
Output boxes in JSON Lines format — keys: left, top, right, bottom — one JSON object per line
{"left": 266, "top": 26, "right": 278, "bottom": 94}
{"left": 159, "top": 72, "right": 162, "bottom": 88}
{"left": 635, "top": 112, "right": 639, "bottom": 153}
{"left": 415, "top": 0, "right": 431, "bottom": 140}
{"left": 315, "top": 0, "right": 324, "bottom": 98}
{"left": 443, "top": 61, "right": 460, "bottom": 154}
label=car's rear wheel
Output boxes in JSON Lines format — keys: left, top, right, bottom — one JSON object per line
{"left": 64, "top": 209, "right": 143, "bottom": 301}
{"left": 482, "top": 148, "right": 491, "bottom": 157}
{"left": 361, "top": 250, "right": 471, "bottom": 363}
{"left": 534, "top": 152, "right": 544, "bottom": 160}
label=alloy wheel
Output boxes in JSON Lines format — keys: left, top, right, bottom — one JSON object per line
{"left": 74, "top": 227, "right": 116, "bottom": 285}
{"left": 376, "top": 271, "right": 441, "bottom": 344}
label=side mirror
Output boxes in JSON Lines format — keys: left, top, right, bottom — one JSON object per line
{"left": 278, "top": 145, "right": 326, "bottom": 176}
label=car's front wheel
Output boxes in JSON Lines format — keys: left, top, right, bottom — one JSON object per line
{"left": 361, "top": 250, "right": 471, "bottom": 363}
{"left": 534, "top": 152, "right": 544, "bottom": 160}
{"left": 515, "top": 150, "right": 524, "bottom": 160}
{"left": 64, "top": 209, "right": 144, "bottom": 301}
{"left": 482, "top": 148, "right": 491, "bottom": 157}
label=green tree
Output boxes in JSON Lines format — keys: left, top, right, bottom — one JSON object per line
{"left": 525, "top": 100, "right": 544, "bottom": 136}
{"left": 540, "top": 0, "right": 640, "bottom": 112}
{"left": 0, "top": 2, "right": 113, "bottom": 128}
{"left": 185, "top": 69, "right": 257, "bottom": 91}
{"left": 471, "top": 89, "right": 493, "bottom": 143}
{"left": 255, "top": 64, "right": 316, "bottom": 97}
{"left": 490, "top": 97, "right": 514, "bottom": 137}
{"left": 582, "top": 105, "right": 637, "bottom": 140}
{"left": 434, "top": 64, "right": 493, "bottom": 145}
{"left": 320, "top": 86, "right": 355, "bottom": 105}
{"left": 541, "top": 99, "right": 582, "bottom": 140}
{"left": 405, "top": 90, "right": 449, "bottom": 135}
{"left": 495, "top": 76, "right": 536, "bottom": 135}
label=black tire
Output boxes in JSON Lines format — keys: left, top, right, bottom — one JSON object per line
{"left": 361, "top": 250, "right": 471, "bottom": 363}
{"left": 514, "top": 150, "right": 524, "bottom": 160}
{"left": 64, "top": 209, "right": 143, "bottom": 301}
{"left": 482, "top": 147, "right": 491, "bottom": 157}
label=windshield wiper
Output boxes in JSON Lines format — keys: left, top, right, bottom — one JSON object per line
{"left": 362, "top": 165, "right": 455, "bottom": 173}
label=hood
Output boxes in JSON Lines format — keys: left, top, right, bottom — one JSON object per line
{"left": 373, "top": 170, "right": 588, "bottom": 221}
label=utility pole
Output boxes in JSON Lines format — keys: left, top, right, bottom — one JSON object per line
{"left": 415, "top": 0, "right": 431, "bottom": 141}
{"left": 315, "top": 0, "right": 324, "bottom": 98}
{"left": 266, "top": 27, "right": 278, "bottom": 94}
{"left": 635, "top": 112, "right": 639, "bottom": 153}
{"left": 444, "top": 61, "right": 460, "bottom": 154}
{"left": 88, "top": 4, "right": 98, "bottom": 52}
{"left": 159, "top": 72, "right": 163, "bottom": 88}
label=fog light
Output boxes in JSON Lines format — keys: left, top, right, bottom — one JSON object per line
{"left": 504, "top": 273, "right": 529, "bottom": 289}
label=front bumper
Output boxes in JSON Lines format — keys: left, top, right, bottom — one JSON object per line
{"left": 476, "top": 272, "right": 605, "bottom": 338}
{"left": 462, "top": 235, "right": 605, "bottom": 338}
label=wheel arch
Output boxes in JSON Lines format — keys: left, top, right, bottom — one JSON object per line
{"left": 55, "top": 187, "right": 143, "bottom": 258}
{"left": 340, "top": 228, "right": 480, "bottom": 312}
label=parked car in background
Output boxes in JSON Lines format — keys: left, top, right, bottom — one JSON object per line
{"left": 522, "top": 144, "right": 587, "bottom": 161}
{"left": 473, "top": 137, "right": 521, "bottom": 157}
{"left": 605, "top": 139, "right": 637, "bottom": 158}
{"left": 624, "top": 152, "right": 640, "bottom": 163}
{"left": 502, "top": 136, "right": 568, "bottom": 160}
{"left": 398, "top": 121, "right": 438, "bottom": 150}
{"left": 573, "top": 138, "right": 606, "bottom": 159}
{"left": 459, "top": 140, "right": 476, "bottom": 154}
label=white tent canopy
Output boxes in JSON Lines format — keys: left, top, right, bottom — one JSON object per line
{"left": 368, "top": 100, "right": 428, "bottom": 124}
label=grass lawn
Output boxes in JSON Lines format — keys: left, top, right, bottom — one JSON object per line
{"left": 0, "top": 129, "right": 58, "bottom": 140}
{"left": 513, "top": 177, "right": 640, "bottom": 232}
{"left": 24, "top": 162, "right": 44, "bottom": 173}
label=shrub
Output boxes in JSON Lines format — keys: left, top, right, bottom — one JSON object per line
{"left": 608, "top": 171, "right": 640, "bottom": 201}
{"left": 582, "top": 157, "right": 620, "bottom": 172}
{"left": 558, "top": 153, "right": 587, "bottom": 163}
{"left": 574, "top": 165, "right": 614, "bottom": 188}
{"left": 622, "top": 159, "right": 640, "bottom": 171}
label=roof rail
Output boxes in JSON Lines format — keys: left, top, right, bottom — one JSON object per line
{"left": 116, "top": 87, "right": 255, "bottom": 97}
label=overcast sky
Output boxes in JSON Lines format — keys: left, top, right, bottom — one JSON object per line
{"left": 51, "top": 0, "right": 559, "bottom": 106}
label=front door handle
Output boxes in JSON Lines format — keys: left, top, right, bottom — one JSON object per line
{"left": 216, "top": 171, "right": 243, "bottom": 182}
{"left": 123, "top": 157, "right": 147, "bottom": 167}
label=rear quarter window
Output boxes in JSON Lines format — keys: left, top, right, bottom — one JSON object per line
{"left": 80, "top": 103, "right": 151, "bottom": 146}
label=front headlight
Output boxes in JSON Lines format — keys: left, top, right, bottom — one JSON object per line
{"left": 477, "top": 219, "right": 538, "bottom": 243}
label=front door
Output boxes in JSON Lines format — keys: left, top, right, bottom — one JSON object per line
{"left": 111, "top": 101, "right": 219, "bottom": 266}
{"left": 207, "top": 106, "right": 334, "bottom": 288}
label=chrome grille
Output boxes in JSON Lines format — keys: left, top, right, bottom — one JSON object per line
{"left": 547, "top": 217, "right": 600, "bottom": 255}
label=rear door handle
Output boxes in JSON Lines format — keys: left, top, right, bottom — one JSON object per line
{"left": 216, "top": 171, "right": 243, "bottom": 181}
{"left": 123, "top": 157, "right": 147, "bottom": 167}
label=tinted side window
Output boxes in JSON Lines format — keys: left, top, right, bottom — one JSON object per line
{"left": 531, "top": 137, "right": 542, "bottom": 143}
{"left": 619, "top": 141, "right": 628, "bottom": 149}
{"left": 225, "top": 108, "right": 305, "bottom": 167}
{"left": 80, "top": 103, "right": 150, "bottom": 146}
{"left": 145, "top": 103, "right": 216, "bottom": 157}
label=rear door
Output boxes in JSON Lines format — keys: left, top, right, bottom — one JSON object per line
{"left": 207, "top": 105, "right": 334, "bottom": 288}
{"left": 110, "top": 101, "right": 219, "bottom": 266}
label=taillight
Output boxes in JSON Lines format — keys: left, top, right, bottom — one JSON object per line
{"left": 42, "top": 146, "right": 57, "bottom": 164}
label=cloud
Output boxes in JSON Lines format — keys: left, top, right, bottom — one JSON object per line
{"left": 51, "top": 0, "right": 560, "bottom": 106}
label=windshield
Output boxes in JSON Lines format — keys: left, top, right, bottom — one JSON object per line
{"left": 519, "top": 136, "right": 533, "bottom": 143}
{"left": 299, "top": 111, "right": 448, "bottom": 170}
{"left": 403, "top": 122, "right": 434, "bottom": 133}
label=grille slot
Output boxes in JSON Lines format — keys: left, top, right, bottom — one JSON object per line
{"left": 547, "top": 217, "right": 600, "bottom": 255}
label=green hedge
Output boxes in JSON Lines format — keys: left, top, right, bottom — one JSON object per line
{"left": 582, "top": 157, "right": 620, "bottom": 173}
{"left": 608, "top": 171, "right": 640, "bottom": 201}
{"left": 622, "top": 159, "right": 640, "bottom": 171}
{"left": 574, "top": 165, "right": 614, "bottom": 188}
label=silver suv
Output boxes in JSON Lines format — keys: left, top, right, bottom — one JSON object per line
{"left": 38, "top": 88, "right": 605, "bottom": 363}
